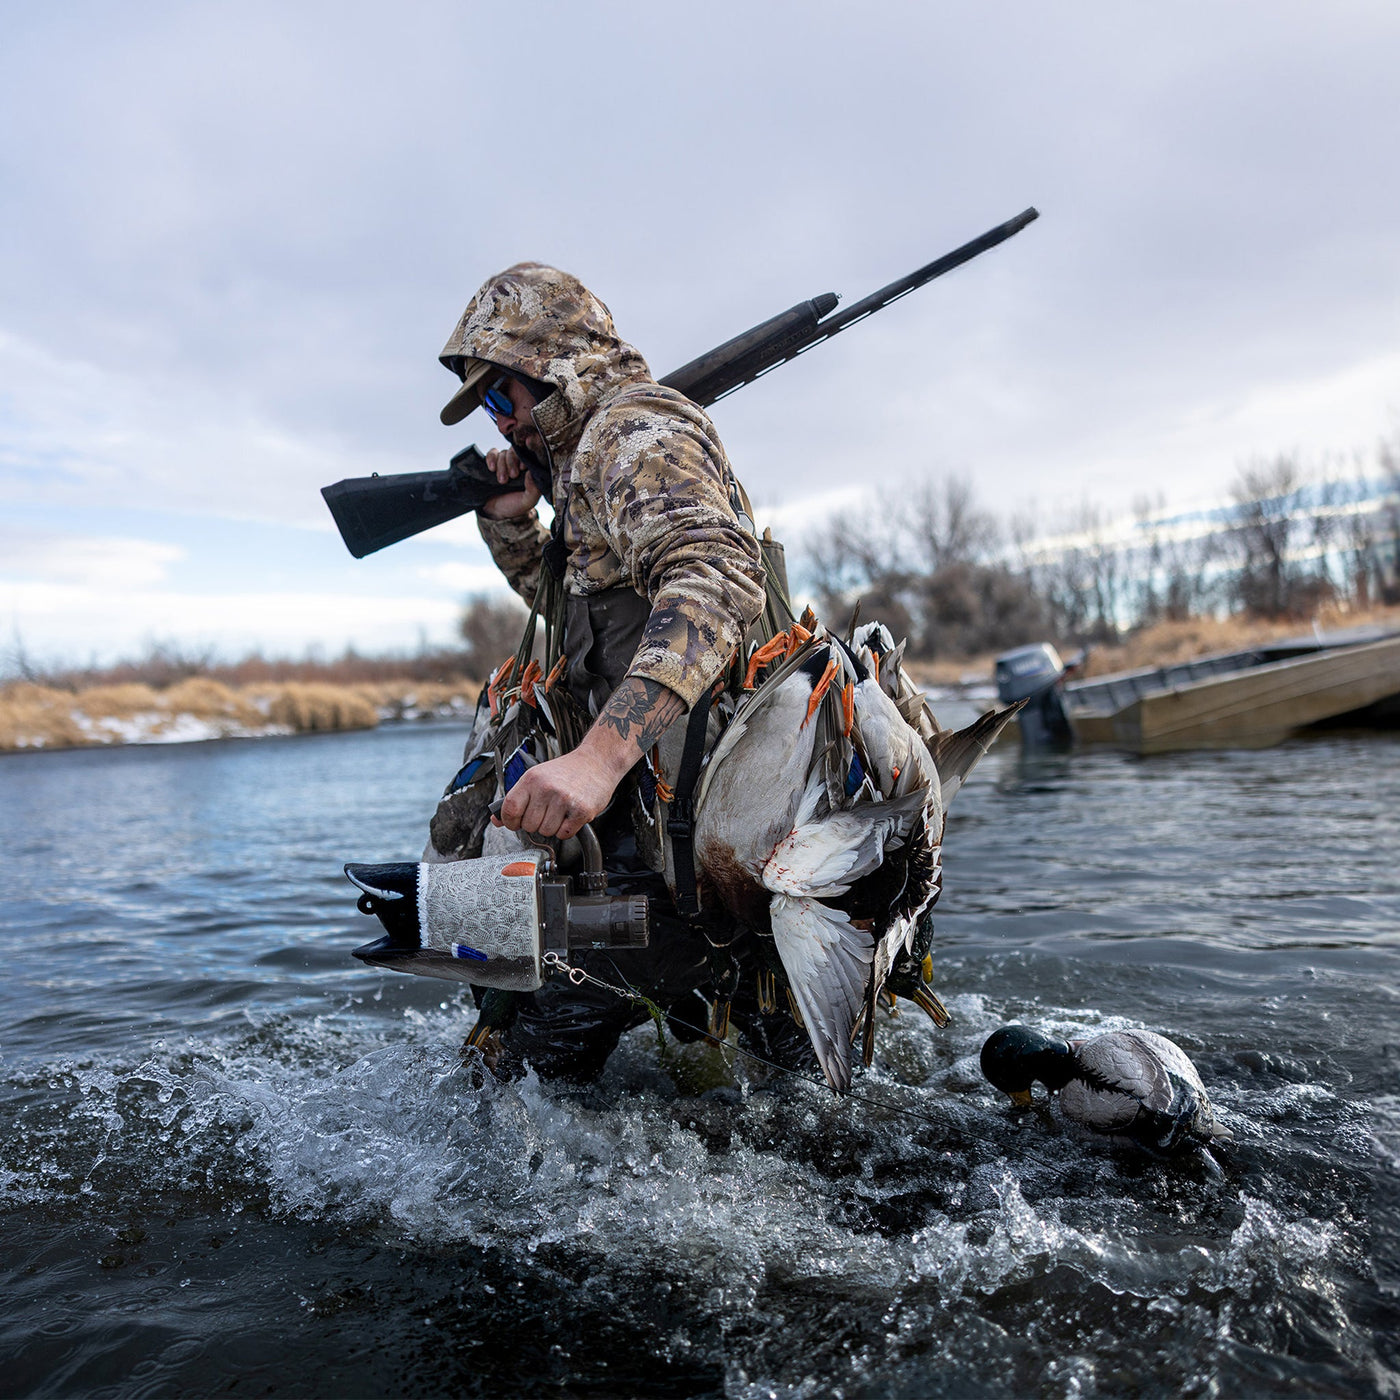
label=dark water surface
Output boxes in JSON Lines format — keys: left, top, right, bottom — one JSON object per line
{"left": 2, "top": 718, "right": 1398, "bottom": 1398}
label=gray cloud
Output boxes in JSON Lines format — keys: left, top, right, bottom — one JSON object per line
{"left": 2, "top": 0, "right": 1397, "bottom": 531}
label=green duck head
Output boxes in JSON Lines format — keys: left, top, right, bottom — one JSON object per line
{"left": 980, "top": 1025, "right": 1076, "bottom": 1105}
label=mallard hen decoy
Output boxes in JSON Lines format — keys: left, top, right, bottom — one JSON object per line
{"left": 980, "top": 1024, "right": 1233, "bottom": 1151}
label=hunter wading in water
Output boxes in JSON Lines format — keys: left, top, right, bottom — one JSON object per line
{"left": 432, "top": 262, "right": 814, "bottom": 1080}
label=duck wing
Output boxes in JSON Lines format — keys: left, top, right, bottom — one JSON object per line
{"left": 763, "top": 788, "right": 928, "bottom": 899}
{"left": 1064, "top": 1029, "right": 1230, "bottom": 1146}
{"left": 768, "top": 893, "right": 874, "bottom": 1093}
{"left": 1119, "top": 1030, "right": 1233, "bottom": 1144}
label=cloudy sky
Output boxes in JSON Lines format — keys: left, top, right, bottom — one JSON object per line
{"left": 3, "top": 1, "right": 1397, "bottom": 664}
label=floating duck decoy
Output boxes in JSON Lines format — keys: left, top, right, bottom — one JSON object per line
{"left": 980, "top": 1024, "right": 1233, "bottom": 1151}
{"left": 693, "top": 621, "right": 1017, "bottom": 1092}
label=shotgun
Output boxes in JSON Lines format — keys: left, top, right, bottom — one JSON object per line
{"left": 322, "top": 207, "right": 1038, "bottom": 558}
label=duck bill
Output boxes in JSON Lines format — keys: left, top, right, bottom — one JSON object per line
{"left": 1009, "top": 1090, "right": 1034, "bottom": 1107}
{"left": 909, "top": 986, "right": 952, "bottom": 1029}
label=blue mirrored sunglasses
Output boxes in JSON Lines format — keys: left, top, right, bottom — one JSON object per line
{"left": 482, "top": 376, "right": 513, "bottom": 420}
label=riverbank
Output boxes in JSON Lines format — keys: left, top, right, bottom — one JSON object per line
{"left": 0, "top": 676, "right": 481, "bottom": 751}
{"left": 8, "top": 605, "right": 1399, "bottom": 753}
{"left": 911, "top": 603, "right": 1400, "bottom": 689}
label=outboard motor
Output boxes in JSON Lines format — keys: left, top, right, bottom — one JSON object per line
{"left": 994, "top": 643, "right": 1074, "bottom": 749}
{"left": 345, "top": 823, "right": 648, "bottom": 990}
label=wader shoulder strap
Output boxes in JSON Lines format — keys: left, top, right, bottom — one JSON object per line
{"left": 667, "top": 684, "right": 716, "bottom": 918}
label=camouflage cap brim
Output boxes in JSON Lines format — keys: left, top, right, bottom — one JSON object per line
{"left": 440, "top": 357, "right": 497, "bottom": 426}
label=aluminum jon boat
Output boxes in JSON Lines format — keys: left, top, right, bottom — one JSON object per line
{"left": 994, "top": 627, "right": 1400, "bottom": 754}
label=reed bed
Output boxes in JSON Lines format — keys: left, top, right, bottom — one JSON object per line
{"left": 0, "top": 676, "right": 482, "bottom": 752}
{"left": 1079, "top": 603, "right": 1400, "bottom": 679}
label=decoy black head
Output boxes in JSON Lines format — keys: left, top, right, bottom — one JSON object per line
{"left": 980, "top": 1025, "right": 1076, "bottom": 1105}
{"left": 345, "top": 862, "right": 421, "bottom": 947}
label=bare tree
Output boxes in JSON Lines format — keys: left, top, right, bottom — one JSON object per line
{"left": 458, "top": 594, "right": 531, "bottom": 680}
{"left": 1229, "top": 456, "right": 1305, "bottom": 617}
{"left": 805, "top": 476, "right": 1045, "bottom": 658}
{"left": 908, "top": 477, "right": 999, "bottom": 574}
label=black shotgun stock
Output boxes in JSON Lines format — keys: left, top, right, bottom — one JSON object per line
{"left": 321, "top": 445, "right": 497, "bottom": 560}
{"left": 323, "top": 207, "right": 1038, "bottom": 557}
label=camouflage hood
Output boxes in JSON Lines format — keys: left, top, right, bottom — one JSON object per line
{"left": 439, "top": 263, "right": 652, "bottom": 464}
{"left": 462, "top": 264, "right": 767, "bottom": 717}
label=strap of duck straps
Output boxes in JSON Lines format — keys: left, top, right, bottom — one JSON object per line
{"left": 542, "top": 510, "right": 568, "bottom": 586}
{"left": 667, "top": 682, "right": 717, "bottom": 919}
{"left": 759, "top": 529, "right": 797, "bottom": 635}
{"left": 514, "top": 555, "right": 567, "bottom": 679}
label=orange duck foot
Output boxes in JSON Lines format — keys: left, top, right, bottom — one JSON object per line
{"left": 743, "top": 631, "right": 791, "bottom": 689}
{"left": 803, "top": 657, "right": 841, "bottom": 727}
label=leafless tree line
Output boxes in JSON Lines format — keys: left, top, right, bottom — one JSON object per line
{"left": 804, "top": 440, "right": 1400, "bottom": 659}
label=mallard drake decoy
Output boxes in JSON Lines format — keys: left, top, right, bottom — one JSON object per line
{"left": 980, "top": 1024, "right": 1233, "bottom": 1151}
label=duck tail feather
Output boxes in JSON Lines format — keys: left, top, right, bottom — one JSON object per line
{"left": 927, "top": 702, "right": 1025, "bottom": 806}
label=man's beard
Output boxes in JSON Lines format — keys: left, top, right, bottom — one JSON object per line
{"left": 509, "top": 433, "right": 552, "bottom": 504}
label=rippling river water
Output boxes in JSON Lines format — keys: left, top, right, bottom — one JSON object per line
{"left": 2, "top": 716, "right": 1398, "bottom": 1398}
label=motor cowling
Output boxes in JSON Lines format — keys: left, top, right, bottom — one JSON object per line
{"left": 994, "top": 643, "right": 1074, "bottom": 748}
{"left": 345, "top": 847, "right": 648, "bottom": 990}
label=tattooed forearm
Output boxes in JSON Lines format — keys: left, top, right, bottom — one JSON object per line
{"left": 595, "top": 677, "right": 687, "bottom": 752}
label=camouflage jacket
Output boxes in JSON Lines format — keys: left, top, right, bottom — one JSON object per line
{"left": 440, "top": 264, "right": 765, "bottom": 709}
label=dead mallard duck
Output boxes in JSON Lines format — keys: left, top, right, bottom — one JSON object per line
{"left": 694, "top": 620, "right": 1016, "bottom": 1091}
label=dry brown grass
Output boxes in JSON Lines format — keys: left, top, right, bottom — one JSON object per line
{"left": 158, "top": 677, "right": 265, "bottom": 726}
{"left": 70, "top": 683, "right": 162, "bottom": 720}
{"left": 248, "top": 683, "right": 380, "bottom": 734}
{"left": 0, "top": 677, "right": 397, "bottom": 751}
{"left": 26, "top": 644, "right": 479, "bottom": 693}
{"left": 0, "top": 684, "right": 90, "bottom": 750}
{"left": 0, "top": 672, "right": 490, "bottom": 751}
{"left": 910, "top": 653, "right": 1003, "bottom": 689}
{"left": 1080, "top": 604, "right": 1400, "bottom": 678}
{"left": 905, "top": 603, "right": 1400, "bottom": 690}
